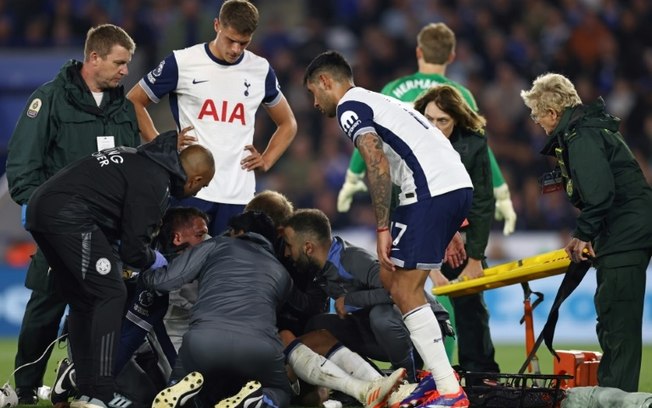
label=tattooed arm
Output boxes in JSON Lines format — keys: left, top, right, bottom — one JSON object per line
{"left": 356, "top": 132, "right": 395, "bottom": 270}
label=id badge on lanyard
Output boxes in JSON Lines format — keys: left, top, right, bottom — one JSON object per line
{"left": 97, "top": 136, "right": 115, "bottom": 151}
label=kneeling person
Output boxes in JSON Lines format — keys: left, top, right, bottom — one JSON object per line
{"left": 140, "top": 211, "right": 292, "bottom": 408}
{"left": 284, "top": 209, "right": 453, "bottom": 386}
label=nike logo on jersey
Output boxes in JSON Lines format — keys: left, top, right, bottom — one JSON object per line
{"left": 192, "top": 79, "right": 209, "bottom": 84}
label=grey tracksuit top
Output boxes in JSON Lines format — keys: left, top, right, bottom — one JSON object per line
{"left": 140, "top": 232, "right": 291, "bottom": 340}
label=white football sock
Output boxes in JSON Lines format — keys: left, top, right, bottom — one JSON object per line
{"left": 288, "top": 343, "right": 369, "bottom": 403}
{"left": 403, "top": 305, "right": 458, "bottom": 394}
{"left": 328, "top": 344, "right": 382, "bottom": 381}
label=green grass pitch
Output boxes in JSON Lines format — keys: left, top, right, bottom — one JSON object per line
{"left": 1, "top": 337, "right": 650, "bottom": 407}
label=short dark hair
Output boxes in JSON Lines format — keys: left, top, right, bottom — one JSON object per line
{"left": 245, "top": 190, "right": 294, "bottom": 227}
{"left": 219, "top": 0, "right": 259, "bottom": 35}
{"left": 285, "top": 209, "right": 332, "bottom": 245}
{"left": 303, "top": 50, "right": 353, "bottom": 86}
{"left": 228, "top": 210, "right": 277, "bottom": 245}
{"left": 84, "top": 24, "right": 136, "bottom": 61}
{"left": 155, "top": 207, "right": 209, "bottom": 254}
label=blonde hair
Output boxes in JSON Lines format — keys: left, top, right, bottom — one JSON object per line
{"left": 520, "top": 73, "right": 582, "bottom": 116}
{"left": 245, "top": 190, "right": 294, "bottom": 227}
{"left": 417, "top": 23, "right": 455, "bottom": 64}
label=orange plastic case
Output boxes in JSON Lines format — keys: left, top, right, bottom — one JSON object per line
{"left": 553, "top": 350, "right": 602, "bottom": 388}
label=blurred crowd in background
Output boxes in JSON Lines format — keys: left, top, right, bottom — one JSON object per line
{"left": 1, "top": 0, "right": 652, "bottom": 234}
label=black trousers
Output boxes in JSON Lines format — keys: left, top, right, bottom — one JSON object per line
{"left": 442, "top": 258, "right": 500, "bottom": 373}
{"left": 14, "top": 248, "right": 67, "bottom": 392}
{"left": 30, "top": 229, "right": 127, "bottom": 403}
{"left": 176, "top": 328, "right": 291, "bottom": 408}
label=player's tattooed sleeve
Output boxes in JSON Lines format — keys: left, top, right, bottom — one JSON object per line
{"left": 356, "top": 132, "right": 391, "bottom": 228}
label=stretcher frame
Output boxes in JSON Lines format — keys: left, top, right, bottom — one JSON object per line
{"left": 432, "top": 249, "right": 571, "bottom": 298}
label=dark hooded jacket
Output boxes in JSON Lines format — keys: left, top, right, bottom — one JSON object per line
{"left": 7, "top": 60, "right": 140, "bottom": 205}
{"left": 26, "top": 131, "right": 186, "bottom": 269}
{"left": 540, "top": 98, "right": 652, "bottom": 256}
{"left": 318, "top": 237, "right": 449, "bottom": 322}
{"left": 449, "top": 126, "right": 494, "bottom": 260}
{"left": 140, "top": 232, "right": 291, "bottom": 341}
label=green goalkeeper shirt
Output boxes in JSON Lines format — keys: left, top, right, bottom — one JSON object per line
{"left": 347, "top": 72, "right": 506, "bottom": 187}
{"left": 381, "top": 72, "right": 478, "bottom": 111}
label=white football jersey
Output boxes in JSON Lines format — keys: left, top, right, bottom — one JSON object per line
{"left": 140, "top": 44, "right": 282, "bottom": 204}
{"left": 336, "top": 87, "right": 472, "bottom": 205}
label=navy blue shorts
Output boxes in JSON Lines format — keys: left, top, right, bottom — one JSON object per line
{"left": 389, "top": 188, "right": 472, "bottom": 270}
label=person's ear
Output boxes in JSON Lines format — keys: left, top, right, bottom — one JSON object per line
{"left": 304, "top": 240, "right": 314, "bottom": 256}
{"left": 189, "top": 174, "right": 204, "bottom": 188}
{"left": 88, "top": 51, "right": 101, "bottom": 66}
{"left": 318, "top": 73, "right": 331, "bottom": 90}
{"left": 172, "top": 231, "right": 182, "bottom": 246}
{"left": 447, "top": 50, "right": 456, "bottom": 64}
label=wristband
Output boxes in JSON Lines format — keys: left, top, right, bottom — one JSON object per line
{"left": 376, "top": 227, "right": 389, "bottom": 233}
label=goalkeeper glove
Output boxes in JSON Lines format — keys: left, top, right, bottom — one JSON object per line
{"left": 337, "top": 169, "right": 368, "bottom": 213}
{"left": 494, "top": 183, "right": 517, "bottom": 236}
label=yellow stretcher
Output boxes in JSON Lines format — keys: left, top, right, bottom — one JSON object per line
{"left": 432, "top": 249, "right": 571, "bottom": 298}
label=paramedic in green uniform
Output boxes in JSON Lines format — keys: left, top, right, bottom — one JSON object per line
{"left": 6, "top": 24, "right": 140, "bottom": 404}
{"left": 521, "top": 72, "right": 652, "bottom": 392}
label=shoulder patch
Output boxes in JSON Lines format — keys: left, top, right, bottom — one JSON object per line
{"left": 339, "top": 110, "right": 361, "bottom": 137}
{"left": 26, "top": 98, "right": 42, "bottom": 118}
{"left": 152, "top": 60, "right": 165, "bottom": 77}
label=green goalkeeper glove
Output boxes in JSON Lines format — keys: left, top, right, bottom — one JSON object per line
{"left": 494, "top": 183, "right": 517, "bottom": 236}
{"left": 337, "top": 169, "right": 368, "bottom": 212}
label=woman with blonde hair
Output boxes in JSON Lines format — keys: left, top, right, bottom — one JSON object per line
{"left": 521, "top": 72, "right": 652, "bottom": 392}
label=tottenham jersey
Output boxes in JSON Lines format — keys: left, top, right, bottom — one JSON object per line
{"left": 337, "top": 87, "right": 472, "bottom": 205}
{"left": 140, "top": 44, "right": 282, "bottom": 204}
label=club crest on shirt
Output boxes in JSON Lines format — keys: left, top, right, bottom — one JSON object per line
{"left": 138, "top": 290, "right": 155, "bottom": 308}
{"left": 96, "top": 258, "right": 112, "bottom": 275}
{"left": 244, "top": 79, "right": 251, "bottom": 96}
{"left": 26, "top": 98, "right": 42, "bottom": 118}
{"left": 153, "top": 60, "right": 165, "bottom": 77}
